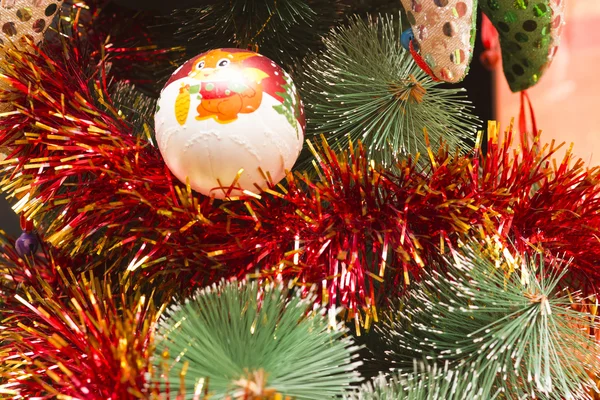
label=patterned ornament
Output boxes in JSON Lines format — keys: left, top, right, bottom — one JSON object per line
{"left": 400, "top": 0, "right": 565, "bottom": 92}
{"left": 480, "top": 0, "right": 565, "bottom": 92}
{"left": 0, "top": 0, "right": 61, "bottom": 46}
{"left": 155, "top": 49, "right": 305, "bottom": 199}
{"left": 0, "top": 0, "right": 61, "bottom": 114}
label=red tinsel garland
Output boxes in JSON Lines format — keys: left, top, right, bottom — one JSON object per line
{"left": 0, "top": 233, "right": 161, "bottom": 398}
{"left": 1, "top": 36, "right": 600, "bottom": 320}
{"left": 59, "top": 0, "right": 184, "bottom": 93}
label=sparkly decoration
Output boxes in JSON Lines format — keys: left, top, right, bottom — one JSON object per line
{"left": 155, "top": 48, "right": 305, "bottom": 198}
{"left": 0, "top": 0, "right": 61, "bottom": 114}
{"left": 480, "top": 0, "right": 565, "bottom": 91}
{"left": 0, "top": 0, "right": 60, "bottom": 46}
{"left": 399, "top": 0, "right": 477, "bottom": 83}
{"left": 3, "top": 38, "right": 600, "bottom": 313}
{"left": 401, "top": 0, "right": 567, "bottom": 91}
{"left": 155, "top": 280, "right": 361, "bottom": 399}
{"left": 0, "top": 233, "right": 164, "bottom": 398}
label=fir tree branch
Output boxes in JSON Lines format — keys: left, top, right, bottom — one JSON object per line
{"left": 154, "top": 280, "right": 362, "bottom": 399}
{"left": 373, "top": 243, "right": 600, "bottom": 399}
{"left": 165, "top": 0, "right": 345, "bottom": 69}
{"left": 344, "top": 362, "right": 499, "bottom": 400}
{"left": 300, "top": 13, "right": 480, "bottom": 167}
{"left": 107, "top": 81, "right": 157, "bottom": 142}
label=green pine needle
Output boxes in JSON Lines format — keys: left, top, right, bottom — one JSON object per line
{"left": 169, "top": 0, "right": 345, "bottom": 68}
{"left": 154, "top": 280, "right": 362, "bottom": 399}
{"left": 344, "top": 362, "right": 500, "bottom": 400}
{"left": 300, "top": 14, "right": 480, "bottom": 167}
{"left": 108, "top": 82, "right": 157, "bottom": 141}
{"left": 374, "top": 244, "right": 600, "bottom": 399}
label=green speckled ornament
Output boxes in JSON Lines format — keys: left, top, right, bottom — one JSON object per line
{"left": 480, "top": 0, "right": 565, "bottom": 91}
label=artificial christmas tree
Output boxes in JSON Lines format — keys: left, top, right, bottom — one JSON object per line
{"left": 1, "top": 0, "right": 599, "bottom": 399}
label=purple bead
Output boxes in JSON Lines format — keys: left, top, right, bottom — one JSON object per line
{"left": 15, "top": 231, "right": 39, "bottom": 258}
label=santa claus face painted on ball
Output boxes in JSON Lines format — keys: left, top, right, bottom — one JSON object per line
{"left": 155, "top": 48, "right": 305, "bottom": 199}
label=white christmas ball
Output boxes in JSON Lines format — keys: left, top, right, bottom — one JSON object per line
{"left": 154, "top": 48, "right": 305, "bottom": 199}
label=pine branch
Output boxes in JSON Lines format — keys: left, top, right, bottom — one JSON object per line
{"left": 300, "top": 13, "right": 480, "bottom": 167}
{"left": 154, "top": 280, "right": 362, "bottom": 399}
{"left": 165, "top": 0, "right": 346, "bottom": 69}
{"left": 341, "top": 0, "right": 404, "bottom": 15}
{"left": 107, "top": 81, "right": 157, "bottom": 140}
{"left": 344, "top": 363, "right": 497, "bottom": 400}
{"left": 373, "top": 243, "right": 600, "bottom": 399}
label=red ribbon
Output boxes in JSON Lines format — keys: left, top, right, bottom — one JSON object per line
{"left": 519, "top": 90, "right": 538, "bottom": 149}
{"left": 481, "top": 14, "right": 499, "bottom": 50}
{"left": 480, "top": 14, "right": 501, "bottom": 71}
{"left": 409, "top": 40, "right": 440, "bottom": 82}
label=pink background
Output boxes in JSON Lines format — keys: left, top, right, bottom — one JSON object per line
{"left": 496, "top": 0, "right": 600, "bottom": 165}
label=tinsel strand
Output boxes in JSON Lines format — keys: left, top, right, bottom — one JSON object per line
{"left": 1, "top": 35, "right": 600, "bottom": 319}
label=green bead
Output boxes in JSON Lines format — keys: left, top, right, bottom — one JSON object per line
{"left": 513, "top": 0, "right": 528, "bottom": 9}
{"left": 541, "top": 23, "right": 551, "bottom": 36}
{"left": 533, "top": 3, "right": 548, "bottom": 16}
{"left": 504, "top": 11, "right": 518, "bottom": 23}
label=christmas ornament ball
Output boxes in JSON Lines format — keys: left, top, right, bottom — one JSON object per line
{"left": 155, "top": 48, "right": 305, "bottom": 199}
{"left": 16, "top": 231, "right": 39, "bottom": 257}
